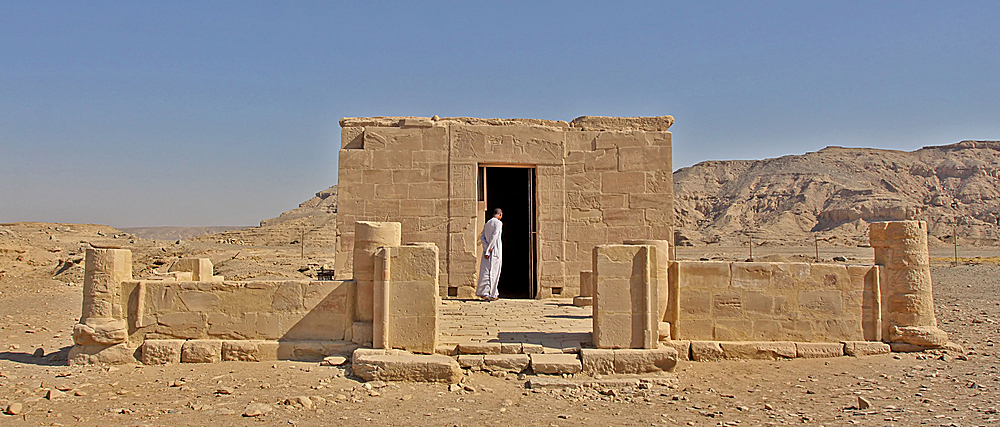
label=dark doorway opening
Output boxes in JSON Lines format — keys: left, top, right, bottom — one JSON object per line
{"left": 481, "top": 166, "right": 536, "bottom": 299}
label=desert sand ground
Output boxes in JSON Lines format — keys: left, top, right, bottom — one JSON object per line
{"left": 1, "top": 222, "right": 997, "bottom": 426}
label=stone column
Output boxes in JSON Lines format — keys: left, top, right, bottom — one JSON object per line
{"left": 869, "top": 221, "right": 948, "bottom": 347}
{"left": 74, "top": 248, "right": 131, "bottom": 346}
{"left": 70, "top": 247, "right": 136, "bottom": 365}
{"left": 351, "top": 221, "right": 401, "bottom": 345}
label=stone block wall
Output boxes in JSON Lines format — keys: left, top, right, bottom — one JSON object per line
{"left": 335, "top": 116, "right": 674, "bottom": 299}
{"left": 125, "top": 280, "right": 355, "bottom": 342}
{"left": 668, "top": 261, "right": 879, "bottom": 342}
{"left": 374, "top": 243, "right": 440, "bottom": 354}
{"left": 593, "top": 245, "right": 659, "bottom": 349}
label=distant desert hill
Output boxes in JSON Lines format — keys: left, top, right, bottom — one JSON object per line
{"left": 194, "top": 185, "right": 338, "bottom": 251}
{"left": 121, "top": 226, "right": 249, "bottom": 240}
{"left": 673, "top": 140, "right": 1000, "bottom": 246}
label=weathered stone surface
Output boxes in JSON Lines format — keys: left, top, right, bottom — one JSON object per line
{"left": 842, "top": 341, "right": 891, "bottom": 357}
{"left": 458, "top": 342, "right": 503, "bottom": 354}
{"left": 352, "top": 352, "right": 461, "bottom": 383}
{"left": 222, "top": 340, "right": 278, "bottom": 362}
{"left": 888, "top": 325, "right": 948, "bottom": 347}
{"left": 68, "top": 343, "right": 136, "bottom": 365}
{"left": 277, "top": 340, "right": 358, "bottom": 361}
{"left": 527, "top": 377, "right": 580, "bottom": 390}
{"left": 457, "top": 354, "right": 485, "bottom": 369}
{"left": 483, "top": 354, "right": 530, "bottom": 372}
{"left": 570, "top": 115, "right": 674, "bottom": 131}
{"left": 720, "top": 342, "right": 796, "bottom": 360}
{"left": 870, "top": 221, "right": 948, "bottom": 346}
{"left": 140, "top": 339, "right": 184, "bottom": 365}
{"left": 613, "top": 348, "right": 678, "bottom": 373}
{"left": 72, "top": 319, "right": 127, "bottom": 345}
{"left": 352, "top": 322, "right": 374, "bottom": 346}
{"left": 664, "top": 340, "right": 691, "bottom": 361}
{"left": 690, "top": 341, "right": 724, "bottom": 362}
{"left": 529, "top": 353, "right": 582, "bottom": 375}
{"left": 795, "top": 342, "right": 845, "bottom": 358}
{"left": 578, "top": 348, "right": 612, "bottom": 374}
{"left": 181, "top": 340, "right": 222, "bottom": 363}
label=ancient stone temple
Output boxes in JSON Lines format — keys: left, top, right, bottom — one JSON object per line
{"left": 334, "top": 116, "right": 675, "bottom": 300}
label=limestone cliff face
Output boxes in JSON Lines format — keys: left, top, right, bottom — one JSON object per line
{"left": 672, "top": 141, "right": 1000, "bottom": 246}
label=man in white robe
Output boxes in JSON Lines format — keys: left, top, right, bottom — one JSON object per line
{"left": 476, "top": 208, "right": 503, "bottom": 300}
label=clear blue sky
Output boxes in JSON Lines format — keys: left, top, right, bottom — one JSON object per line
{"left": 2, "top": 1, "right": 998, "bottom": 227}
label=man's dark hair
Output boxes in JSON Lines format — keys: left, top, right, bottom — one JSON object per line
{"left": 492, "top": 208, "right": 503, "bottom": 217}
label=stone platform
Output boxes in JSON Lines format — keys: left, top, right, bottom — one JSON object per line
{"left": 439, "top": 298, "right": 592, "bottom": 350}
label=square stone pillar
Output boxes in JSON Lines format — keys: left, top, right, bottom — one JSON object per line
{"left": 592, "top": 244, "right": 658, "bottom": 349}
{"left": 572, "top": 271, "right": 594, "bottom": 306}
{"left": 70, "top": 247, "right": 135, "bottom": 365}
{"left": 374, "top": 243, "right": 440, "bottom": 354}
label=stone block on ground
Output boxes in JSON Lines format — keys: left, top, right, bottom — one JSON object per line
{"left": 664, "top": 340, "right": 691, "bottom": 361}
{"left": 842, "top": 341, "right": 891, "bottom": 357}
{"left": 181, "top": 340, "right": 222, "bottom": 363}
{"left": 572, "top": 296, "right": 593, "bottom": 307}
{"left": 613, "top": 347, "right": 678, "bottom": 374}
{"left": 580, "top": 349, "right": 615, "bottom": 375}
{"left": 483, "top": 354, "right": 529, "bottom": 372}
{"left": 72, "top": 319, "right": 128, "bottom": 346}
{"left": 690, "top": 341, "right": 724, "bottom": 362}
{"left": 435, "top": 343, "right": 458, "bottom": 356}
{"left": 795, "top": 342, "right": 845, "bottom": 358}
{"left": 529, "top": 353, "right": 582, "bottom": 375}
{"left": 140, "top": 340, "right": 184, "bottom": 365}
{"left": 458, "top": 342, "right": 503, "bottom": 354}
{"left": 521, "top": 343, "right": 543, "bottom": 354}
{"left": 68, "top": 343, "right": 136, "bottom": 365}
{"left": 277, "top": 340, "right": 359, "bottom": 361}
{"left": 222, "top": 340, "right": 278, "bottom": 362}
{"left": 720, "top": 342, "right": 796, "bottom": 360}
{"left": 457, "top": 355, "right": 485, "bottom": 369}
{"left": 527, "top": 377, "right": 580, "bottom": 390}
{"left": 352, "top": 351, "right": 461, "bottom": 383}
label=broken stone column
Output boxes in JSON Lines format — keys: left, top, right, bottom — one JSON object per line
{"left": 70, "top": 247, "right": 134, "bottom": 364}
{"left": 592, "top": 244, "right": 658, "bottom": 349}
{"left": 374, "top": 243, "right": 440, "bottom": 354}
{"left": 869, "top": 221, "right": 948, "bottom": 347}
{"left": 352, "top": 221, "right": 401, "bottom": 345}
{"left": 572, "top": 271, "right": 594, "bottom": 307}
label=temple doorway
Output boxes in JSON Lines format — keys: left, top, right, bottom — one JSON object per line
{"left": 478, "top": 165, "right": 537, "bottom": 299}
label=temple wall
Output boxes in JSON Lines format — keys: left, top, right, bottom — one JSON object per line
{"left": 124, "top": 280, "right": 355, "bottom": 342}
{"left": 335, "top": 116, "right": 674, "bottom": 299}
{"left": 668, "top": 261, "right": 879, "bottom": 342}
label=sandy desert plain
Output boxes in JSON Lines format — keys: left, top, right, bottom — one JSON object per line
{"left": 0, "top": 221, "right": 997, "bottom": 427}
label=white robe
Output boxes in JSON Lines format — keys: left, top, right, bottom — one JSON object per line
{"left": 476, "top": 217, "right": 503, "bottom": 298}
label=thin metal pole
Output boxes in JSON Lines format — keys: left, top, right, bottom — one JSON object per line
{"left": 954, "top": 222, "right": 958, "bottom": 264}
{"left": 814, "top": 235, "right": 819, "bottom": 262}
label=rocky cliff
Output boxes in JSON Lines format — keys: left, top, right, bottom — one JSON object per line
{"left": 673, "top": 141, "right": 1000, "bottom": 246}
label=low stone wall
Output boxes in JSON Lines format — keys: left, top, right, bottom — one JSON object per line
{"left": 668, "top": 261, "right": 879, "bottom": 342}
{"left": 125, "top": 280, "right": 355, "bottom": 342}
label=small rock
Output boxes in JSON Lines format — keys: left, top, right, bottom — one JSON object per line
{"left": 368, "top": 381, "right": 387, "bottom": 389}
{"left": 74, "top": 390, "right": 87, "bottom": 396}
{"left": 216, "top": 387, "right": 235, "bottom": 395}
{"left": 32, "top": 348, "right": 44, "bottom": 358}
{"left": 169, "top": 380, "right": 185, "bottom": 387}
{"left": 46, "top": 389, "right": 65, "bottom": 400}
{"left": 463, "top": 385, "right": 475, "bottom": 392}
{"left": 858, "top": 396, "right": 872, "bottom": 410}
{"left": 243, "top": 403, "right": 272, "bottom": 417}
{"left": 320, "top": 356, "right": 348, "bottom": 366}
{"left": 5, "top": 402, "right": 23, "bottom": 415}
{"left": 449, "top": 384, "right": 462, "bottom": 392}
{"left": 764, "top": 403, "right": 774, "bottom": 411}
{"left": 283, "top": 396, "right": 313, "bottom": 409}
